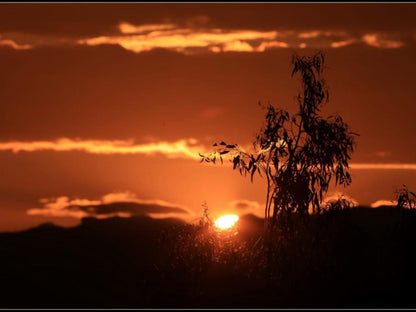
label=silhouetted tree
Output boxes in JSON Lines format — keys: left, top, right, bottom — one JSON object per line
{"left": 395, "top": 184, "right": 416, "bottom": 209}
{"left": 201, "top": 52, "right": 358, "bottom": 232}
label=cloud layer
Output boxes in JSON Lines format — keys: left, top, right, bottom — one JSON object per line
{"left": 27, "top": 191, "right": 190, "bottom": 220}
{"left": 0, "top": 138, "right": 416, "bottom": 171}
{"left": 77, "top": 23, "right": 407, "bottom": 54}
{"left": 78, "top": 22, "right": 279, "bottom": 54}
{"left": 0, "top": 138, "right": 203, "bottom": 159}
{"left": 0, "top": 21, "right": 409, "bottom": 53}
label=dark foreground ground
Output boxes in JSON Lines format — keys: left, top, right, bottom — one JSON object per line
{"left": 0, "top": 206, "right": 415, "bottom": 308}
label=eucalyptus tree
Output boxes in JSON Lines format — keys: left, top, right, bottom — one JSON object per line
{"left": 201, "top": 52, "right": 358, "bottom": 232}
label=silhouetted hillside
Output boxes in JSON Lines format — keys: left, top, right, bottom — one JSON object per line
{"left": 0, "top": 208, "right": 416, "bottom": 308}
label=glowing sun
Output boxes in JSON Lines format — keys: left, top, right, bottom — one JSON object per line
{"left": 214, "top": 214, "right": 239, "bottom": 230}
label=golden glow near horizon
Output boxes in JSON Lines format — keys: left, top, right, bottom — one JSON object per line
{"left": 214, "top": 214, "right": 239, "bottom": 230}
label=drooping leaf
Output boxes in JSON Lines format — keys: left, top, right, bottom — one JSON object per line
{"left": 233, "top": 156, "right": 240, "bottom": 170}
{"left": 251, "top": 164, "right": 257, "bottom": 182}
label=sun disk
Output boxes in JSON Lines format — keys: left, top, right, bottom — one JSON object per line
{"left": 214, "top": 214, "right": 239, "bottom": 230}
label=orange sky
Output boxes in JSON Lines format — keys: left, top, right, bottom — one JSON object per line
{"left": 0, "top": 3, "right": 415, "bottom": 231}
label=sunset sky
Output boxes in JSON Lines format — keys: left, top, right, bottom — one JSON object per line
{"left": 0, "top": 3, "right": 415, "bottom": 231}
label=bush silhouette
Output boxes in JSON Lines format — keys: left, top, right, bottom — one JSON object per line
{"left": 395, "top": 185, "right": 416, "bottom": 209}
{"left": 201, "top": 52, "right": 358, "bottom": 232}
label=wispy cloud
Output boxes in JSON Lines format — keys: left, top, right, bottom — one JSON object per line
{"left": 350, "top": 163, "right": 416, "bottom": 170}
{"left": 256, "top": 40, "right": 290, "bottom": 51}
{"left": 226, "top": 199, "right": 264, "bottom": 218}
{"left": 331, "top": 39, "right": 357, "bottom": 48}
{"left": 362, "top": 33, "right": 404, "bottom": 49}
{"left": 1, "top": 138, "right": 416, "bottom": 172}
{"left": 370, "top": 199, "right": 397, "bottom": 208}
{"left": 0, "top": 38, "right": 32, "bottom": 50}
{"left": 229, "top": 199, "right": 262, "bottom": 211}
{"left": 118, "top": 22, "right": 177, "bottom": 34}
{"left": 27, "top": 191, "right": 191, "bottom": 220}
{"left": 0, "top": 138, "right": 204, "bottom": 159}
{"left": 0, "top": 32, "right": 69, "bottom": 50}
{"left": 298, "top": 30, "right": 347, "bottom": 39}
{"left": 0, "top": 21, "right": 408, "bottom": 53}
{"left": 76, "top": 22, "right": 407, "bottom": 54}
{"left": 78, "top": 22, "right": 279, "bottom": 54}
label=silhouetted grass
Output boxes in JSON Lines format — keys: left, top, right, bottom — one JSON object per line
{"left": 156, "top": 206, "right": 416, "bottom": 308}
{"left": 0, "top": 207, "right": 416, "bottom": 308}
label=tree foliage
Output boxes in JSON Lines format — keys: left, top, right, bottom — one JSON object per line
{"left": 395, "top": 185, "right": 416, "bottom": 209}
{"left": 200, "top": 52, "right": 358, "bottom": 231}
